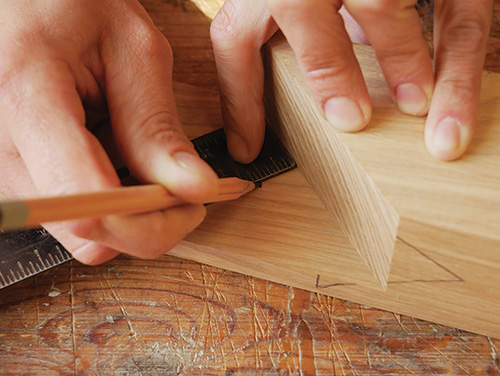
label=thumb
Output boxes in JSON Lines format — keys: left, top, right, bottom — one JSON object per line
{"left": 102, "top": 16, "right": 218, "bottom": 202}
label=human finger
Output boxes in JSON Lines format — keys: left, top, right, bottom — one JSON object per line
{"left": 0, "top": 152, "right": 204, "bottom": 265}
{"left": 70, "top": 203, "right": 206, "bottom": 262}
{"left": 2, "top": 55, "right": 132, "bottom": 262}
{"left": 46, "top": 222, "right": 121, "bottom": 265}
{"left": 211, "top": 0, "right": 278, "bottom": 163}
{"left": 102, "top": 8, "right": 219, "bottom": 199}
{"left": 266, "top": 0, "right": 372, "bottom": 132}
{"left": 0, "top": 143, "right": 121, "bottom": 265}
{"left": 4, "top": 56, "right": 205, "bottom": 263}
{"left": 345, "top": 0, "right": 434, "bottom": 117}
{"left": 424, "top": 0, "right": 492, "bottom": 160}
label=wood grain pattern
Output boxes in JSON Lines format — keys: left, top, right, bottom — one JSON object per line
{"left": 1, "top": 0, "right": 500, "bottom": 374}
{"left": 260, "top": 33, "right": 500, "bottom": 338}
{"left": 2, "top": 258, "right": 499, "bottom": 375}
{"left": 264, "top": 39, "right": 400, "bottom": 288}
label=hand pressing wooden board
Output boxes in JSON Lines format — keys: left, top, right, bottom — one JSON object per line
{"left": 259, "top": 33, "right": 499, "bottom": 337}
{"left": 172, "top": 86, "right": 383, "bottom": 291}
{"left": 185, "top": 0, "right": 500, "bottom": 337}
{"left": 169, "top": 32, "right": 500, "bottom": 338}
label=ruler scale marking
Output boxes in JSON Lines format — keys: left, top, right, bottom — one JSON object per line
{"left": 0, "top": 126, "right": 296, "bottom": 289}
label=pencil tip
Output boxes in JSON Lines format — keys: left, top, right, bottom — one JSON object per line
{"left": 254, "top": 181, "right": 263, "bottom": 189}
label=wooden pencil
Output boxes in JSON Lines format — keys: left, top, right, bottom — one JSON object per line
{"left": 0, "top": 177, "right": 257, "bottom": 231}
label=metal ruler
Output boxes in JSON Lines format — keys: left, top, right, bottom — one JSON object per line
{"left": 0, "top": 127, "right": 296, "bottom": 289}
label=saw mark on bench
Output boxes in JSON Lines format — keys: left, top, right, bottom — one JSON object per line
{"left": 69, "top": 264, "right": 77, "bottom": 376}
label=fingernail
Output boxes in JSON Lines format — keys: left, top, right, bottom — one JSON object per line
{"left": 172, "top": 151, "right": 218, "bottom": 180}
{"left": 324, "top": 97, "right": 365, "bottom": 132}
{"left": 432, "top": 117, "right": 463, "bottom": 152}
{"left": 396, "top": 83, "right": 429, "bottom": 116}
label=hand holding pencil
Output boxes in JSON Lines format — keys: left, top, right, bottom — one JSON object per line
{"left": 0, "top": 0, "right": 228, "bottom": 265}
{"left": 0, "top": 177, "right": 257, "bottom": 231}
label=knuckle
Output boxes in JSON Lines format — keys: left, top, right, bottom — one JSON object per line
{"left": 378, "top": 50, "right": 414, "bottom": 68}
{"left": 211, "top": 2, "right": 237, "bottom": 45}
{"left": 437, "top": 76, "right": 477, "bottom": 103}
{"left": 301, "top": 55, "right": 353, "bottom": 84}
{"left": 141, "top": 109, "right": 178, "bottom": 127}
{"left": 377, "top": 48, "right": 429, "bottom": 78}
{"left": 440, "top": 16, "right": 488, "bottom": 55}
{"left": 130, "top": 20, "right": 172, "bottom": 60}
{"left": 211, "top": 0, "right": 268, "bottom": 51}
{"left": 298, "top": 52, "right": 363, "bottom": 106}
{"left": 133, "top": 111, "right": 187, "bottom": 145}
{"left": 210, "top": 1, "right": 249, "bottom": 51}
{"left": 302, "top": 63, "right": 353, "bottom": 105}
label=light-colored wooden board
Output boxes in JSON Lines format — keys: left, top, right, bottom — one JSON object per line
{"left": 169, "top": 30, "right": 500, "bottom": 338}
{"left": 2, "top": 1, "right": 500, "bottom": 373}
{"left": 262, "top": 33, "right": 500, "bottom": 335}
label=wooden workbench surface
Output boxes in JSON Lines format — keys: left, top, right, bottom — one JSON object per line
{"left": 1, "top": 1, "right": 499, "bottom": 374}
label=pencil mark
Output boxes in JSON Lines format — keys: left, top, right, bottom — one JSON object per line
{"left": 396, "top": 236, "right": 464, "bottom": 282}
{"left": 315, "top": 237, "right": 465, "bottom": 289}
{"left": 315, "top": 275, "right": 356, "bottom": 289}
{"left": 387, "top": 279, "right": 463, "bottom": 284}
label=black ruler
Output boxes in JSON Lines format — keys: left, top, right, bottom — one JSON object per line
{"left": 0, "top": 127, "right": 296, "bottom": 289}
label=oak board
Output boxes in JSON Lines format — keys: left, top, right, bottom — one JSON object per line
{"left": 172, "top": 34, "right": 500, "bottom": 339}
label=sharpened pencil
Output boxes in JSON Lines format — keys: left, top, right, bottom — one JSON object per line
{"left": 0, "top": 177, "right": 258, "bottom": 231}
